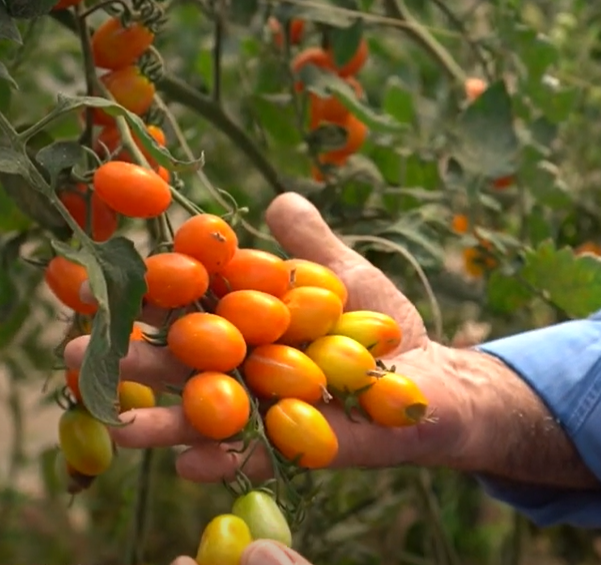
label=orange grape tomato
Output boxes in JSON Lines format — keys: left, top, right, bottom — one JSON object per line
{"left": 283, "top": 258, "right": 347, "bottom": 305}
{"left": 45, "top": 256, "right": 97, "bottom": 316}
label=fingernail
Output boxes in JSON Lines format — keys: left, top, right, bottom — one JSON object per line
{"left": 244, "top": 541, "right": 294, "bottom": 565}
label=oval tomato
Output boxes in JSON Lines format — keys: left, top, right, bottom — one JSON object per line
{"left": 58, "top": 405, "right": 114, "bottom": 476}
{"left": 492, "top": 175, "right": 515, "bottom": 190}
{"left": 91, "top": 17, "right": 155, "bottom": 71}
{"left": 173, "top": 214, "right": 238, "bottom": 274}
{"left": 232, "top": 490, "right": 293, "bottom": 547}
{"left": 309, "top": 76, "right": 364, "bottom": 128}
{"left": 322, "top": 112, "right": 368, "bottom": 160}
{"left": 291, "top": 47, "right": 336, "bottom": 92}
{"left": 144, "top": 252, "right": 209, "bottom": 309}
{"left": 283, "top": 258, "right": 347, "bottom": 306}
{"left": 45, "top": 256, "right": 97, "bottom": 316}
{"left": 243, "top": 344, "right": 327, "bottom": 403}
{"left": 196, "top": 514, "right": 253, "bottom": 565}
{"left": 278, "top": 286, "right": 343, "bottom": 345}
{"left": 329, "top": 37, "right": 369, "bottom": 77}
{"left": 215, "top": 290, "right": 291, "bottom": 345}
{"left": 65, "top": 368, "right": 82, "bottom": 402}
{"left": 359, "top": 372, "right": 428, "bottom": 427}
{"left": 60, "top": 183, "right": 118, "bottom": 242}
{"left": 182, "top": 372, "right": 250, "bottom": 440}
{"left": 93, "top": 161, "right": 171, "bottom": 218}
{"left": 268, "top": 17, "right": 305, "bottom": 48}
{"left": 264, "top": 398, "right": 338, "bottom": 469}
{"left": 304, "top": 335, "right": 377, "bottom": 392}
{"left": 118, "top": 381, "right": 156, "bottom": 413}
{"left": 211, "top": 248, "right": 290, "bottom": 298}
{"left": 328, "top": 310, "right": 402, "bottom": 358}
{"left": 451, "top": 213, "right": 469, "bottom": 234}
{"left": 167, "top": 312, "right": 247, "bottom": 372}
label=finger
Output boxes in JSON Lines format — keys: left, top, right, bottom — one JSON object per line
{"left": 170, "top": 557, "right": 196, "bottom": 565}
{"left": 243, "top": 540, "right": 313, "bottom": 565}
{"left": 63, "top": 335, "right": 191, "bottom": 389}
{"left": 266, "top": 193, "right": 427, "bottom": 352}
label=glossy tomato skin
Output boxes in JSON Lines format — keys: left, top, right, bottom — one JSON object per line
{"left": 232, "top": 490, "right": 293, "bottom": 547}
{"left": 264, "top": 398, "right": 338, "bottom": 469}
{"left": 93, "top": 161, "right": 171, "bottom": 218}
{"left": 183, "top": 372, "right": 250, "bottom": 441}
{"left": 59, "top": 405, "right": 114, "bottom": 476}
{"left": 167, "top": 312, "right": 247, "bottom": 372}
{"left": 215, "top": 290, "right": 291, "bottom": 345}
{"left": 284, "top": 259, "right": 347, "bottom": 305}
{"left": 65, "top": 368, "right": 82, "bottom": 402}
{"left": 329, "top": 37, "right": 369, "bottom": 77}
{"left": 304, "top": 335, "right": 377, "bottom": 392}
{"left": 196, "top": 514, "right": 253, "bottom": 565}
{"left": 278, "top": 286, "right": 343, "bottom": 345}
{"left": 45, "top": 256, "right": 98, "bottom": 316}
{"left": 328, "top": 310, "right": 402, "bottom": 358}
{"left": 359, "top": 372, "right": 428, "bottom": 427}
{"left": 243, "top": 344, "right": 327, "bottom": 403}
{"left": 91, "top": 17, "right": 155, "bottom": 71}
{"left": 173, "top": 214, "right": 238, "bottom": 274}
{"left": 144, "top": 252, "right": 209, "bottom": 309}
{"left": 118, "top": 381, "right": 156, "bottom": 413}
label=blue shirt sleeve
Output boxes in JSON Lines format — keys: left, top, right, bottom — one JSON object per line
{"left": 474, "top": 310, "right": 601, "bottom": 529}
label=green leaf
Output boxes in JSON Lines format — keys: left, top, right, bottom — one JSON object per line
{"left": 272, "top": 2, "right": 359, "bottom": 28}
{"left": 513, "top": 26, "right": 558, "bottom": 81}
{"left": 0, "top": 61, "right": 17, "bottom": 89}
{"left": 36, "top": 140, "right": 85, "bottom": 187}
{"left": 521, "top": 146, "right": 572, "bottom": 209}
{"left": 486, "top": 271, "right": 533, "bottom": 314}
{"left": 521, "top": 240, "right": 601, "bottom": 318}
{"left": 0, "top": 231, "right": 28, "bottom": 320}
{"left": 0, "top": 78, "right": 11, "bottom": 113}
{"left": 329, "top": 19, "right": 363, "bottom": 68}
{"left": 249, "top": 94, "right": 301, "bottom": 146}
{"left": 0, "top": 2, "right": 22, "bottom": 43}
{"left": 0, "top": 182, "right": 30, "bottom": 232}
{"left": 0, "top": 145, "right": 29, "bottom": 175}
{"left": 52, "top": 237, "right": 147, "bottom": 425}
{"left": 383, "top": 77, "right": 415, "bottom": 125}
{"left": 451, "top": 80, "right": 519, "bottom": 179}
{"left": 5, "top": 0, "right": 58, "bottom": 19}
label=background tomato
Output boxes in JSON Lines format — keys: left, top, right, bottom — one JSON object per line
{"left": 268, "top": 17, "right": 305, "bottom": 48}
{"left": 65, "top": 368, "right": 82, "bottom": 402}
{"left": 321, "top": 113, "right": 368, "bottom": 160}
{"left": 292, "top": 47, "right": 336, "bottom": 91}
{"left": 196, "top": 514, "right": 253, "bottom": 565}
{"left": 45, "top": 256, "right": 98, "bottom": 316}
{"left": 329, "top": 38, "right": 369, "bottom": 77}
{"left": 118, "top": 381, "right": 156, "bottom": 413}
{"left": 309, "top": 77, "right": 364, "bottom": 128}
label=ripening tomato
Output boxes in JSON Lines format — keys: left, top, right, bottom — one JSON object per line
{"left": 45, "top": 256, "right": 97, "bottom": 316}
{"left": 95, "top": 124, "right": 166, "bottom": 168}
{"left": 196, "top": 514, "right": 253, "bottom": 565}
{"left": 359, "top": 372, "right": 428, "bottom": 427}
{"left": 268, "top": 17, "right": 305, "bottom": 48}
{"left": 465, "top": 77, "right": 488, "bottom": 102}
{"left": 173, "top": 214, "right": 238, "bottom": 274}
{"left": 65, "top": 368, "right": 82, "bottom": 402}
{"left": 291, "top": 47, "right": 336, "bottom": 92}
{"left": 264, "top": 398, "right": 338, "bottom": 469}
{"left": 309, "top": 76, "right": 364, "bottom": 128}
{"left": 144, "top": 252, "right": 209, "bottom": 309}
{"left": 59, "top": 184, "right": 118, "bottom": 242}
{"left": 59, "top": 405, "right": 114, "bottom": 476}
{"left": 304, "top": 335, "right": 377, "bottom": 392}
{"left": 322, "top": 112, "right": 368, "bottom": 160}
{"left": 278, "top": 286, "right": 343, "bottom": 345}
{"left": 310, "top": 153, "right": 348, "bottom": 182}
{"left": 576, "top": 241, "right": 601, "bottom": 257}
{"left": 462, "top": 242, "right": 496, "bottom": 278}
{"left": 328, "top": 37, "right": 369, "bottom": 77}
{"left": 183, "top": 372, "right": 250, "bottom": 440}
{"left": 232, "top": 490, "right": 293, "bottom": 547}
{"left": 118, "top": 381, "right": 156, "bottom": 412}
{"left": 167, "top": 312, "right": 247, "bottom": 372}
{"left": 215, "top": 290, "right": 291, "bottom": 345}
{"left": 91, "top": 17, "right": 155, "bottom": 71}
{"left": 284, "top": 258, "right": 347, "bottom": 305}
{"left": 451, "top": 214, "right": 469, "bottom": 235}
{"left": 211, "top": 248, "right": 290, "bottom": 298}
{"left": 93, "top": 161, "right": 172, "bottom": 218}
{"left": 243, "top": 344, "right": 327, "bottom": 403}
{"left": 492, "top": 175, "right": 515, "bottom": 190}
{"left": 157, "top": 166, "right": 170, "bottom": 183}
{"left": 328, "top": 311, "right": 402, "bottom": 358}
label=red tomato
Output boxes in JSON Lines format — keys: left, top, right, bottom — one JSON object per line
{"left": 264, "top": 398, "right": 338, "bottom": 469}
{"left": 291, "top": 47, "right": 336, "bottom": 92}
{"left": 45, "top": 256, "right": 97, "bottom": 315}
{"left": 328, "top": 38, "right": 369, "bottom": 77}
{"left": 284, "top": 258, "right": 347, "bottom": 305}
{"left": 167, "top": 312, "right": 247, "bottom": 372}
{"left": 196, "top": 514, "right": 253, "bottom": 565}
{"left": 492, "top": 175, "right": 515, "bottom": 190}
{"left": 173, "top": 214, "right": 238, "bottom": 274}
{"left": 309, "top": 76, "right": 364, "bottom": 128}
{"left": 118, "top": 381, "right": 156, "bottom": 412}
{"left": 321, "top": 112, "right": 368, "bottom": 160}
{"left": 268, "top": 17, "right": 305, "bottom": 48}
{"left": 93, "top": 161, "right": 171, "bottom": 218}
{"left": 144, "top": 252, "right": 209, "bottom": 309}
{"left": 65, "top": 368, "right": 82, "bottom": 402}
{"left": 182, "top": 372, "right": 250, "bottom": 440}
{"left": 243, "top": 343, "right": 327, "bottom": 403}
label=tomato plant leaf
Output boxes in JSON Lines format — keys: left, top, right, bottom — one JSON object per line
{"left": 4, "top": 0, "right": 57, "bottom": 19}
{"left": 0, "top": 61, "right": 17, "bottom": 89}
{"left": 306, "top": 123, "right": 348, "bottom": 152}
{"left": 0, "top": 145, "right": 29, "bottom": 175}
{"left": 383, "top": 77, "right": 415, "bottom": 125}
{"left": 329, "top": 19, "right": 363, "bottom": 68}
{"left": 486, "top": 271, "right": 533, "bottom": 314}
{"left": 0, "top": 2, "right": 22, "bottom": 44}
{"left": 521, "top": 240, "right": 601, "bottom": 318}
{"left": 0, "top": 231, "right": 28, "bottom": 320}
{"left": 36, "top": 140, "right": 85, "bottom": 187}
{"left": 52, "top": 237, "right": 147, "bottom": 426}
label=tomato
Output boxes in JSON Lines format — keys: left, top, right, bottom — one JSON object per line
{"left": 215, "top": 290, "right": 291, "bottom": 345}
{"left": 167, "top": 312, "right": 247, "bottom": 372}
{"left": 359, "top": 372, "right": 428, "bottom": 427}
{"left": 451, "top": 214, "right": 469, "bottom": 235}
{"left": 118, "top": 381, "right": 156, "bottom": 412}
{"left": 284, "top": 258, "right": 347, "bottom": 306}
{"left": 465, "top": 77, "right": 488, "bottom": 102}
{"left": 93, "top": 161, "right": 171, "bottom": 218}
{"left": 278, "top": 286, "right": 343, "bottom": 345}
{"left": 291, "top": 47, "right": 336, "bottom": 92}
{"left": 576, "top": 241, "right": 601, "bottom": 257}
{"left": 95, "top": 124, "right": 166, "bottom": 168}
{"left": 243, "top": 344, "right": 327, "bottom": 403}
{"left": 264, "top": 398, "right": 338, "bottom": 469}
{"left": 310, "top": 76, "right": 364, "bottom": 128}
{"left": 58, "top": 405, "right": 114, "bottom": 476}
{"left": 268, "top": 17, "right": 305, "bottom": 48}
{"left": 196, "top": 514, "right": 253, "bottom": 565}
{"left": 492, "top": 175, "right": 515, "bottom": 190}
{"left": 173, "top": 214, "right": 238, "bottom": 274}
{"left": 182, "top": 372, "right": 250, "bottom": 440}
{"left": 304, "top": 335, "right": 377, "bottom": 392}
{"left": 157, "top": 166, "right": 170, "bottom": 183}
{"left": 65, "top": 368, "right": 82, "bottom": 402}
{"left": 60, "top": 183, "right": 118, "bottom": 242}
{"left": 462, "top": 242, "right": 496, "bottom": 278}
{"left": 232, "top": 490, "right": 292, "bottom": 547}
{"left": 328, "top": 311, "right": 402, "bottom": 358}
{"left": 322, "top": 113, "right": 368, "bottom": 160}
{"left": 310, "top": 154, "right": 348, "bottom": 182}
{"left": 144, "top": 252, "right": 209, "bottom": 309}
{"left": 51, "top": 0, "right": 82, "bottom": 10}
{"left": 91, "top": 17, "right": 155, "bottom": 71}
{"left": 211, "top": 249, "right": 290, "bottom": 298}
{"left": 328, "top": 38, "right": 368, "bottom": 77}
{"left": 45, "top": 256, "right": 98, "bottom": 316}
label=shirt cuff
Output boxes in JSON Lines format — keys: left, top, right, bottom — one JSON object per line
{"left": 473, "top": 314, "right": 601, "bottom": 528}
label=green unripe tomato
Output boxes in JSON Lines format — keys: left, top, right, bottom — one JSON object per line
{"left": 232, "top": 490, "right": 293, "bottom": 547}
{"left": 196, "top": 514, "right": 253, "bottom": 565}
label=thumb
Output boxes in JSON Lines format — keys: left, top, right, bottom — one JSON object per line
{"left": 242, "top": 540, "right": 312, "bottom": 565}
{"left": 265, "top": 192, "right": 427, "bottom": 351}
